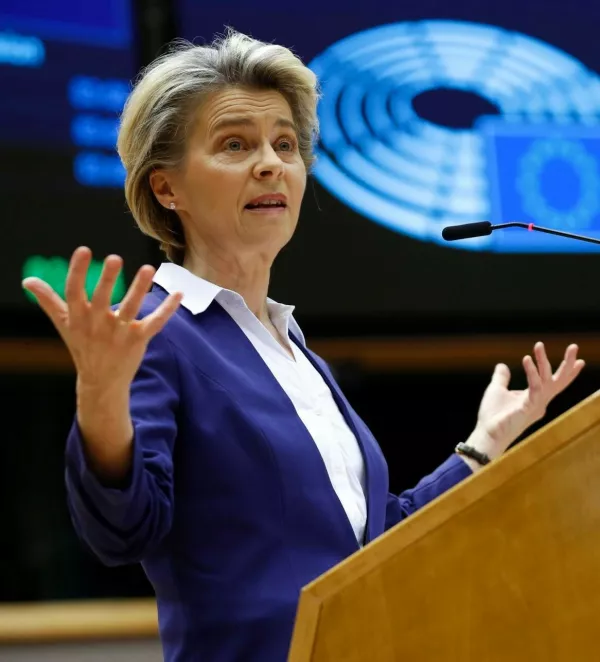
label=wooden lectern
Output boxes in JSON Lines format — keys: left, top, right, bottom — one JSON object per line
{"left": 288, "top": 390, "right": 600, "bottom": 661}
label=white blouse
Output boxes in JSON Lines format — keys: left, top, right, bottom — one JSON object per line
{"left": 153, "top": 263, "right": 368, "bottom": 546}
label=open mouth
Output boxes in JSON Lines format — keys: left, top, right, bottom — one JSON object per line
{"left": 245, "top": 202, "right": 287, "bottom": 210}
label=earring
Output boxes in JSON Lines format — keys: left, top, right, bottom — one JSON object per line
{"left": 169, "top": 202, "right": 176, "bottom": 210}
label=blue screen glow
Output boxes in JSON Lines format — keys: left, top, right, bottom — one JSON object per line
{"left": 308, "top": 20, "right": 600, "bottom": 253}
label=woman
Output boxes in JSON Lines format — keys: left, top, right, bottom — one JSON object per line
{"left": 22, "top": 29, "right": 584, "bottom": 662}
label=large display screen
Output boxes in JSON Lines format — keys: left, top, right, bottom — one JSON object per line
{"left": 3, "top": 0, "right": 150, "bottom": 314}
{"left": 176, "top": 0, "right": 600, "bottom": 330}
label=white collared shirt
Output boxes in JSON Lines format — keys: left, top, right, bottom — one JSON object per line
{"left": 153, "top": 263, "right": 367, "bottom": 546}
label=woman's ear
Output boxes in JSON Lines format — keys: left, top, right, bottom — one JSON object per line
{"left": 149, "top": 169, "right": 177, "bottom": 210}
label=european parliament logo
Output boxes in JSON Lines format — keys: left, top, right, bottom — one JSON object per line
{"left": 308, "top": 20, "right": 600, "bottom": 253}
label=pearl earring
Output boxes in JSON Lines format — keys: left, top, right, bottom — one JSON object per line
{"left": 169, "top": 202, "right": 176, "bottom": 210}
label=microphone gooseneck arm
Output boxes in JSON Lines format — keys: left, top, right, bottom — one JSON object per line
{"left": 492, "top": 222, "right": 600, "bottom": 246}
{"left": 441, "top": 220, "right": 600, "bottom": 246}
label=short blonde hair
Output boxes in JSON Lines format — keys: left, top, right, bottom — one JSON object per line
{"left": 117, "top": 28, "right": 320, "bottom": 264}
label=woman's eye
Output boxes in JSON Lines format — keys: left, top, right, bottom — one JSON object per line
{"left": 226, "top": 139, "right": 243, "bottom": 151}
{"left": 278, "top": 139, "right": 295, "bottom": 151}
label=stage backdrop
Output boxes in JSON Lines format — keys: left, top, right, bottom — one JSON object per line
{"left": 2, "top": 0, "right": 150, "bottom": 317}
{"left": 175, "top": 0, "right": 600, "bottom": 333}
{"left": 5, "top": 0, "right": 600, "bottom": 333}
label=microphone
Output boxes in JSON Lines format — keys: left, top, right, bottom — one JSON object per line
{"left": 441, "top": 221, "right": 600, "bottom": 246}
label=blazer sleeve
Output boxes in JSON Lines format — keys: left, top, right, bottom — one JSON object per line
{"left": 64, "top": 330, "right": 180, "bottom": 566}
{"left": 384, "top": 454, "right": 472, "bottom": 531}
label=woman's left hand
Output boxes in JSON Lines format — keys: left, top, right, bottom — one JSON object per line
{"left": 467, "top": 342, "right": 585, "bottom": 461}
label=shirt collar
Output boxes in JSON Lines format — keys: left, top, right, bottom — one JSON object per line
{"left": 152, "top": 262, "right": 306, "bottom": 347}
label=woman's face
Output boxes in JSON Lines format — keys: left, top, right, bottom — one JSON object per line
{"left": 154, "top": 86, "right": 307, "bottom": 260}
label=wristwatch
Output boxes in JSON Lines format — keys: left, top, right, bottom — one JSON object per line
{"left": 455, "top": 442, "right": 491, "bottom": 466}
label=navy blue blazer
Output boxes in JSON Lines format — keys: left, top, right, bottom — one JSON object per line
{"left": 65, "top": 283, "right": 472, "bottom": 662}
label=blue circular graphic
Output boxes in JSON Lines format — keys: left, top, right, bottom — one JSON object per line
{"left": 308, "top": 20, "right": 600, "bottom": 249}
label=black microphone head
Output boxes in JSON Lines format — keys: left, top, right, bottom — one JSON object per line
{"left": 441, "top": 221, "right": 493, "bottom": 241}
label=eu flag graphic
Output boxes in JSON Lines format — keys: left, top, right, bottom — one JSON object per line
{"left": 479, "top": 118, "right": 600, "bottom": 252}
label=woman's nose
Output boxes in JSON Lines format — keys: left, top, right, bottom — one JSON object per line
{"left": 253, "top": 144, "right": 284, "bottom": 179}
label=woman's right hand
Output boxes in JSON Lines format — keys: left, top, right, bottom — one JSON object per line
{"left": 22, "top": 246, "right": 183, "bottom": 391}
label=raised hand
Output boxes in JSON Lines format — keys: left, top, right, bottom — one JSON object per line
{"left": 22, "top": 246, "right": 182, "bottom": 391}
{"left": 470, "top": 342, "right": 585, "bottom": 461}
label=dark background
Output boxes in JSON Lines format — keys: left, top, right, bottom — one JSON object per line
{"left": 2, "top": 0, "right": 599, "bottom": 602}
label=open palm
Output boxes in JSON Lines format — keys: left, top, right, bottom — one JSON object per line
{"left": 475, "top": 342, "right": 585, "bottom": 459}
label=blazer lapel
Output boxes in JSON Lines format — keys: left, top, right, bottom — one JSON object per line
{"left": 290, "top": 334, "right": 388, "bottom": 545}
{"left": 156, "top": 287, "right": 361, "bottom": 552}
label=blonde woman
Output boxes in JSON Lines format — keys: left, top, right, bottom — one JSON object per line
{"left": 23, "top": 29, "right": 584, "bottom": 662}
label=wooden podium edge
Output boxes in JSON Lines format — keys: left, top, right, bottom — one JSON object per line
{"left": 288, "top": 388, "right": 600, "bottom": 660}
{"left": 287, "top": 591, "right": 322, "bottom": 662}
